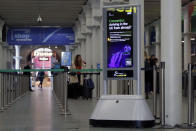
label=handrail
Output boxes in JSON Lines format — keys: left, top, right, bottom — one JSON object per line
{"left": 0, "top": 68, "right": 103, "bottom": 73}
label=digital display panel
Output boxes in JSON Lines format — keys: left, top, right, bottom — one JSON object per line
{"left": 107, "top": 7, "right": 134, "bottom": 68}
{"left": 61, "top": 52, "right": 72, "bottom": 66}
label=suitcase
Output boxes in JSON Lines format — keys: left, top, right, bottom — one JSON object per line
{"left": 68, "top": 83, "right": 80, "bottom": 99}
{"left": 82, "top": 79, "right": 94, "bottom": 99}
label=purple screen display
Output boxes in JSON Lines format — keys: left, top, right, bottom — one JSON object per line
{"left": 107, "top": 9, "right": 133, "bottom": 68}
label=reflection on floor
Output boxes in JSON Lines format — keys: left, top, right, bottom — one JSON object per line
{"left": 32, "top": 77, "right": 51, "bottom": 88}
{"left": 0, "top": 87, "right": 195, "bottom": 131}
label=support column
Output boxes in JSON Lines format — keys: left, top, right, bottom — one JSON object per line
{"left": 0, "top": 20, "right": 4, "bottom": 42}
{"left": 85, "top": 34, "right": 93, "bottom": 68}
{"left": 14, "top": 45, "right": 22, "bottom": 69}
{"left": 0, "top": 20, "right": 4, "bottom": 69}
{"left": 81, "top": 40, "right": 86, "bottom": 62}
{"left": 145, "top": 27, "right": 150, "bottom": 56}
{"left": 155, "top": 22, "right": 161, "bottom": 62}
{"left": 161, "top": 0, "right": 182, "bottom": 126}
{"left": 72, "top": 48, "right": 76, "bottom": 61}
{"left": 183, "top": 5, "right": 192, "bottom": 71}
{"left": 65, "top": 45, "right": 70, "bottom": 52}
{"left": 2, "top": 46, "right": 8, "bottom": 69}
{"left": 0, "top": 45, "right": 2, "bottom": 69}
{"left": 92, "top": 28, "right": 97, "bottom": 69}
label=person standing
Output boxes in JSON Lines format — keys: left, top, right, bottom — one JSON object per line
{"left": 69, "top": 54, "right": 85, "bottom": 99}
{"left": 144, "top": 54, "right": 151, "bottom": 99}
{"left": 24, "top": 61, "right": 33, "bottom": 92}
{"left": 37, "top": 71, "right": 45, "bottom": 88}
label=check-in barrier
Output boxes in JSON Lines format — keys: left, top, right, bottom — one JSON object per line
{"left": 180, "top": 64, "right": 196, "bottom": 128}
{"left": 69, "top": 69, "right": 102, "bottom": 99}
{"left": 0, "top": 68, "right": 102, "bottom": 115}
{"left": 152, "top": 63, "right": 196, "bottom": 129}
{"left": 53, "top": 69, "right": 102, "bottom": 115}
{"left": 0, "top": 69, "right": 64, "bottom": 112}
{"left": 53, "top": 71, "right": 69, "bottom": 115}
{"left": 0, "top": 71, "right": 29, "bottom": 111}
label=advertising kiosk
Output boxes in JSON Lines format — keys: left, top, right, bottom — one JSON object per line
{"left": 90, "top": 5, "right": 155, "bottom": 128}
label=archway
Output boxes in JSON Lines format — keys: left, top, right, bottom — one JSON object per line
{"left": 30, "top": 48, "right": 59, "bottom": 88}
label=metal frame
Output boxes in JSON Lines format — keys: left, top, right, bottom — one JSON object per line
{"left": 102, "top": 5, "right": 141, "bottom": 95}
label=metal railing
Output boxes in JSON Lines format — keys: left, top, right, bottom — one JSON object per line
{"left": 0, "top": 72, "right": 29, "bottom": 111}
{"left": 53, "top": 69, "right": 102, "bottom": 115}
{"left": 180, "top": 64, "right": 196, "bottom": 128}
{"left": 53, "top": 71, "right": 70, "bottom": 115}
{"left": 0, "top": 68, "right": 102, "bottom": 115}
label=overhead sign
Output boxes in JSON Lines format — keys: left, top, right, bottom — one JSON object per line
{"left": 103, "top": 6, "right": 138, "bottom": 80}
{"left": 7, "top": 27, "right": 75, "bottom": 45}
{"left": 34, "top": 52, "right": 53, "bottom": 57}
{"left": 39, "top": 57, "right": 49, "bottom": 61}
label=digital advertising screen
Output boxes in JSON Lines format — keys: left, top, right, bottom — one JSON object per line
{"left": 61, "top": 52, "right": 72, "bottom": 66}
{"left": 107, "top": 7, "right": 135, "bottom": 69}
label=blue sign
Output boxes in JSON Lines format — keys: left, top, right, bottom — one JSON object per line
{"left": 61, "top": 52, "right": 72, "bottom": 66}
{"left": 7, "top": 27, "right": 75, "bottom": 45}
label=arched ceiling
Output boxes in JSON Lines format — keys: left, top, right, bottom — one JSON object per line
{"left": 2, "top": 0, "right": 194, "bottom": 60}
{"left": 0, "top": 0, "right": 87, "bottom": 26}
{"left": 0, "top": 0, "right": 191, "bottom": 27}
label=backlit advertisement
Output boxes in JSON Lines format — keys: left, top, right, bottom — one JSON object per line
{"left": 107, "top": 7, "right": 134, "bottom": 69}
{"left": 61, "top": 52, "right": 72, "bottom": 66}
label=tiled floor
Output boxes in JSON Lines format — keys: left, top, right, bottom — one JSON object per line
{"left": 0, "top": 87, "right": 195, "bottom": 131}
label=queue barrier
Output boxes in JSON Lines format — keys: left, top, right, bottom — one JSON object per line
{"left": 0, "top": 72, "right": 29, "bottom": 112}
{"left": 0, "top": 69, "right": 65, "bottom": 112}
{"left": 53, "top": 68, "right": 102, "bottom": 115}
{"left": 0, "top": 68, "right": 102, "bottom": 115}
{"left": 151, "top": 63, "right": 196, "bottom": 129}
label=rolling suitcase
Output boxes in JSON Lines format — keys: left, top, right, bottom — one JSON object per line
{"left": 83, "top": 79, "right": 94, "bottom": 99}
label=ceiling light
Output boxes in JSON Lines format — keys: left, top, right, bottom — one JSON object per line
{"left": 37, "top": 14, "right": 42, "bottom": 22}
{"left": 191, "top": 38, "right": 195, "bottom": 41}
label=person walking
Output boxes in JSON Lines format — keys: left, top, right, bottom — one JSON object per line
{"left": 24, "top": 61, "right": 33, "bottom": 92}
{"left": 37, "top": 71, "right": 45, "bottom": 88}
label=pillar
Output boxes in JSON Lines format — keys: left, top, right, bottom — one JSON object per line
{"left": 183, "top": 5, "right": 192, "bottom": 71}
{"left": 65, "top": 45, "right": 70, "bottom": 52}
{"left": 0, "top": 19, "right": 4, "bottom": 69}
{"left": 0, "top": 45, "right": 3, "bottom": 69}
{"left": 81, "top": 40, "right": 86, "bottom": 62}
{"left": 0, "top": 20, "right": 4, "bottom": 42}
{"left": 85, "top": 34, "right": 93, "bottom": 68}
{"left": 155, "top": 22, "right": 161, "bottom": 62}
{"left": 161, "top": 0, "right": 182, "bottom": 126}
{"left": 2, "top": 46, "right": 8, "bottom": 69}
{"left": 14, "top": 45, "right": 22, "bottom": 69}
{"left": 145, "top": 27, "right": 150, "bottom": 56}
{"left": 92, "top": 28, "right": 97, "bottom": 69}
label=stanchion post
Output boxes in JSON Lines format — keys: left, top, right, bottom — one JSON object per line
{"left": 96, "top": 73, "right": 99, "bottom": 99}
{"left": 153, "top": 65, "right": 157, "bottom": 118}
{"left": 188, "top": 63, "right": 194, "bottom": 126}
{"left": 160, "top": 62, "right": 165, "bottom": 126}
{"left": 8, "top": 73, "right": 11, "bottom": 105}
{"left": 0, "top": 73, "right": 3, "bottom": 111}
{"left": 64, "top": 71, "right": 70, "bottom": 115}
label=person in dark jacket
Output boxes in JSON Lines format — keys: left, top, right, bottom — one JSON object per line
{"left": 37, "top": 71, "right": 45, "bottom": 88}
{"left": 24, "top": 61, "right": 33, "bottom": 92}
{"left": 145, "top": 56, "right": 151, "bottom": 99}
{"left": 149, "top": 55, "right": 156, "bottom": 92}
